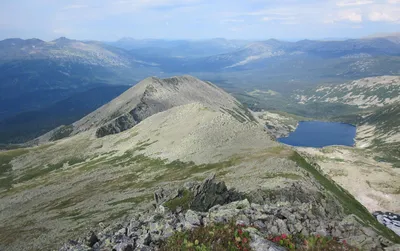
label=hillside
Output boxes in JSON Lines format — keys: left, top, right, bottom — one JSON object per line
{"left": 293, "top": 76, "right": 400, "bottom": 109}
{"left": 0, "top": 76, "right": 399, "bottom": 251}
{"left": 0, "top": 37, "right": 159, "bottom": 120}
{"left": 356, "top": 102, "right": 400, "bottom": 167}
{"left": 35, "top": 75, "right": 255, "bottom": 143}
{"left": 0, "top": 85, "right": 129, "bottom": 143}
{"left": 293, "top": 75, "right": 400, "bottom": 167}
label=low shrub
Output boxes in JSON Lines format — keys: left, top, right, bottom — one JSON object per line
{"left": 267, "top": 233, "right": 359, "bottom": 251}
{"left": 160, "top": 222, "right": 252, "bottom": 251}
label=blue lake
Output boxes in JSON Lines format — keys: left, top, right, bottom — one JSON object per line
{"left": 278, "top": 121, "right": 356, "bottom": 148}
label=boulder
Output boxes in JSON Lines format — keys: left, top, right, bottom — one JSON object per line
{"left": 189, "top": 174, "right": 242, "bottom": 212}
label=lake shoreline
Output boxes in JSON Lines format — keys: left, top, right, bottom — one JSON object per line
{"left": 277, "top": 121, "right": 356, "bottom": 148}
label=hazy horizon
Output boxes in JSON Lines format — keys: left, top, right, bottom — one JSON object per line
{"left": 1, "top": 32, "right": 398, "bottom": 43}
{"left": 0, "top": 0, "right": 399, "bottom": 41}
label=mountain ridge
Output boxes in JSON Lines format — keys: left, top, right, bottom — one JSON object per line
{"left": 36, "top": 75, "right": 255, "bottom": 143}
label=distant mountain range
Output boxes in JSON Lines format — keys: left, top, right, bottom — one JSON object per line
{"left": 0, "top": 34, "right": 399, "bottom": 143}
{"left": 108, "top": 37, "right": 250, "bottom": 57}
{"left": 0, "top": 37, "right": 157, "bottom": 120}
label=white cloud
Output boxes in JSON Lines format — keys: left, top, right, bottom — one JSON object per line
{"left": 325, "top": 10, "right": 363, "bottom": 23}
{"left": 368, "top": 11, "right": 399, "bottom": 21}
{"left": 388, "top": 0, "right": 400, "bottom": 3}
{"left": 336, "top": 0, "right": 374, "bottom": 7}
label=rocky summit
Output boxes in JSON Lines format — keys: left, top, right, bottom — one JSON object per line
{"left": 0, "top": 76, "right": 399, "bottom": 251}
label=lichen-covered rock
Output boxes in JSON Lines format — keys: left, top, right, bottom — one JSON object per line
{"left": 189, "top": 174, "right": 243, "bottom": 212}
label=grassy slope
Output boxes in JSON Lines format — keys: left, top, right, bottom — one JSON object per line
{"left": 363, "top": 103, "right": 400, "bottom": 167}
{"left": 2, "top": 143, "right": 399, "bottom": 244}
{"left": 290, "top": 152, "right": 400, "bottom": 243}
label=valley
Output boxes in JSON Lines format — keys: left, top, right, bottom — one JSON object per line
{"left": 1, "top": 35, "right": 399, "bottom": 143}
{"left": 251, "top": 75, "right": 400, "bottom": 214}
{"left": 0, "top": 35, "right": 399, "bottom": 251}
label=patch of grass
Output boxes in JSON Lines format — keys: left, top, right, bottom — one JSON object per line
{"left": 114, "top": 131, "right": 139, "bottom": 145}
{"left": 67, "top": 157, "right": 85, "bottom": 166}
{"left": 267, "top": 146, "right": 285, "bottom": 154}
{"left": 160, "top": 221, "right": 252, "bottom": 251}
{"left": 16, "top": 157, "right": 83, "bottom": 183}
{"left": 70, "top": 210, "right": 102, "bottom": 221}
{"left": 49, "top": 125, "right": 73, "bottom": 141}
{"left": 107, "top": 210, "right": 130, "bottom": 221}
{"left": 289, "top": 151, "right": 400, "bottom": 243}
{"left": 268, "top": 233, "right": 359, "bottom": 250}
{"left": 56, "top": 209, "right": 82, "bottom": 219}
{"left": 0, "top": 176, "right": 14, "bottom": 190}
{"left": 164, "top": 189, "right": 194, "bottom": 211}
{"left": 79, "top": 156, "right": 109, "bottom": 172}
{"left": 0, "top": 224, "right": 49, "bottom": 246}
{"left": 0, "top": 149, "right": 29, "bottom": 189}
{"left": 235, "top": 101, "right": 257, "bottom": 123}
{"left": 0, "top": 149, "right": 29, "bottom": 176}
{"left": 108, "top": 194, "right": 152, "bottom": 206}
{"left": 221, "top": 107, "right": 247, "bottom": 123}
{"left": 49, "top": 198, "right": 77, "bottom": 210}
{"left": 47, "top": 161, "right": 65, "bottom": 171}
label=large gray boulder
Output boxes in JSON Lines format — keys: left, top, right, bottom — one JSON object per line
{"left": 190, "top": 174, "right": 243, "bottom": 212}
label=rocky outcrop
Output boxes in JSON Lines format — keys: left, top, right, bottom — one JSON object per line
{"left": 95, "top": 113, "right": 138, "bottom": 138}
{"left": 154, "top": 174, "right": 243, "bottom": 212}
{"left": 60, "top": 175, "right": 397, "bottom": 251}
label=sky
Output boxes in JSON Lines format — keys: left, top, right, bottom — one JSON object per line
{"left": 0, "top": 0, "right": 399, "bottom": 41}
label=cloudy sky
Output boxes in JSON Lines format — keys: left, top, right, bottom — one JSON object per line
{"left": 0, "top": 0, "right": 399, "bottom": 41}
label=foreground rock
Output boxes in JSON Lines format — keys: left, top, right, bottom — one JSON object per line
{"left": 60, "top": 175, "right": 398, "bottom": 251}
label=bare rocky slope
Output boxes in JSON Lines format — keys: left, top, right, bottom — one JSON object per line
{"left": 0, "top": 76, "right": 399, "bottom": 251}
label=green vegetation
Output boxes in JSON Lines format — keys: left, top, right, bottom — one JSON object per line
{"left": 290, "top": 152, "right": 400, "bottom": 243}
{"left": 164, "top": 189, "right": 194, "bottom": 211}
{"left": 49, "top": 125, "right": 73, "bottom": 141}
{"left": 221, "top": 107, "right": 247, "bottom": 123}
{"left": 160, "top": 221, "right": 252, "bottom": 251}
{"left": 66, "top": 157, "right": 85, "bottom": 166}
{"left": 0, "top": 149, "right": 29, "bottom": 189}
{"left": 364, "top": 103, "right": 400, "bottom": 134}
{"left": 108, "top": 194, "right": 152, "bottom": 206}
{"left": 9, "top": 156, "right": 85, "bottom": 185}
{"left": 235, "top": 101, "right": 257, "bottom": 123}
{"left": 0, "top": 149, "right": 29, "bottom": 175}
{"left": 235, "top": 92, "right": 360, "bottom": 120}
{"left": 268, "top": 233, "right": 359, "bottom": 251}
{"left": 370, "top": 140, "right": 400, "bottom": 168}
